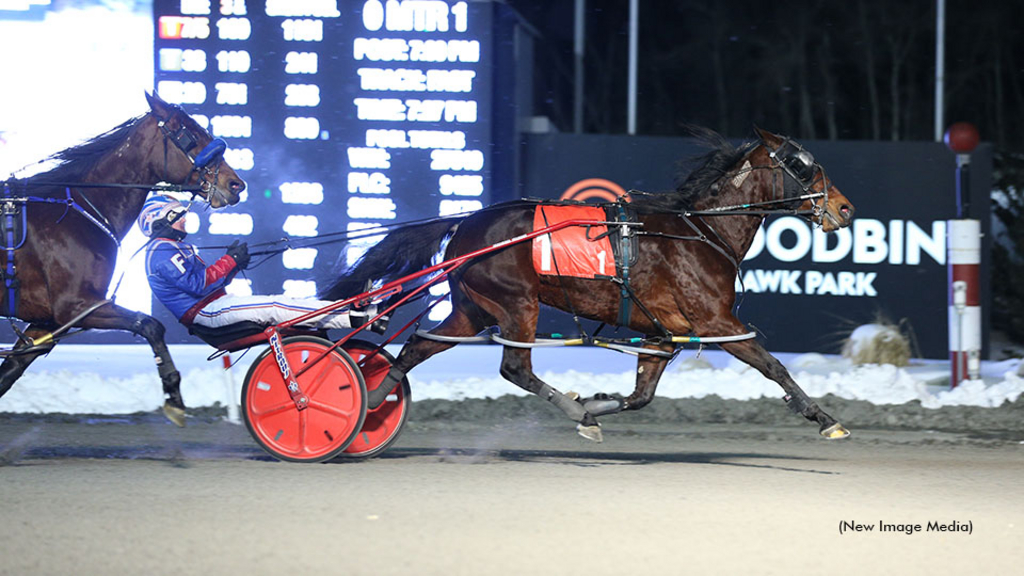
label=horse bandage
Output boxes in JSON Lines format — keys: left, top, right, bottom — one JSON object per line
{"left": 532, "top": 206, "right": 616, "bottom": 279}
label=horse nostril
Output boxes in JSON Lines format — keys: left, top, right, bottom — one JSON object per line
{"left": 230, "top": 180, "right": 246, "bottom": 193}
{"left": 840, "top": 204, "right": 853, "bottom": 219}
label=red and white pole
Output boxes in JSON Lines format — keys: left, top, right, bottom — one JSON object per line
{"left": 948, "top": 219, "right": 981, "bottom": 385}
{"left": 945, "top": 122, "right": 981, "bottom": 387}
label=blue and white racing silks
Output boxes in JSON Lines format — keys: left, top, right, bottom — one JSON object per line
{"left": 144, "top": 239, "right": 237, "bottom": 322}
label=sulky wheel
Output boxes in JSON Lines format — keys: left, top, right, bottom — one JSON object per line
{"left": 241, "top": 336, "right": 367, "bottom": 463}
{"left": 335, "top": 338, "right": 412, "bottom": 459}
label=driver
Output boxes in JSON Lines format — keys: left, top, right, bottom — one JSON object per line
{"left": 139, "top": 195, "right": 383, "bottom": 333}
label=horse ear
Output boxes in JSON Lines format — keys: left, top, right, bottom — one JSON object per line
{"left": 753, "top": 125, "right": 780, "bottom": 145}
{"left": 146, "top": 92, "right": 174, "bottom": 119}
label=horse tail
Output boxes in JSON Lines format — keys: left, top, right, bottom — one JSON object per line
{"left": 319, "top": 216, "right": 464, "bottom": 301}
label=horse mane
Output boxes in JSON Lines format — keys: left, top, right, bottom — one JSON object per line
{"left": 23, "top": 115, "right": 143, "bottom": 186}
{"left": 628, "top": 126, "right": 755, "bottom": 214}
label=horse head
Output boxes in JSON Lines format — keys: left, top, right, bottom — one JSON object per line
{"left": 141, "top": 92, "right": 245, "bottom": 208}
{"left": 752, "top": 126, "right": 854, "bottom": 232}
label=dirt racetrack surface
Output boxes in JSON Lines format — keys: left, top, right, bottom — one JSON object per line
{"left": 1, "top": 395, "right": 1023, "bottom": 575}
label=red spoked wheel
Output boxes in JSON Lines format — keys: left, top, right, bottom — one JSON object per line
{"left": 337, "top": 339, "right": 411, "bottom": 459}
{"left": 241, "top": 336, "right": 367, "bottom": 463}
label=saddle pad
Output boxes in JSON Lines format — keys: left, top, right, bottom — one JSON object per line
{"left": 532, "top": 205, "right": 615, "bottom": 279}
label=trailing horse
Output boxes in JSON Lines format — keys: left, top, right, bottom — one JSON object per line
{"left": 321, "top": 127, "right": 855, "bottom": 442}
{"left": 0, "top": 93, "right": 245, "bottom": 425}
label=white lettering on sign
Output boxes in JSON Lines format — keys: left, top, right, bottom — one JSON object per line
{"left": 282, "top": 19, "right": 323, "bottom": 42}
{"left": 282, "top": 215, "right": 319, "bottom": 237}
{"left": 358, "top": 68, "right": 426, "bottom": 91}
{"left": 429, "top": 149, "right": 483, "bottom": 171}
{"left": 388, "top": 0, "right": 450, "bottom": 32}
{"left": 408, "top": 130, "right": 465, "bottom": 149}
{"left": 409, "top": 39, "right": 479, "bottom": 63}
{"left": 353, "top": 37, "right": 410, "bottom": 61}
{"left": 347, "top": 147, "right": 391, "bottom": 169}
{"left": 285, "top": 84, "right": 321, "bottom": 107}
{"left": 285, "top": 51, "right": 318, "bottom": 74}
{"left": 280, "top": 182, "right": 324, "bottom": 204}
{"left": 220, "top": 0, "right": 247, "bottom": 16}
{"left": 266, "top": 0, "right": 341, "bottom": 18}
{"left": 207, "top": 212, "right": 254, "bottom": 235}
{"left": 181, "top": 0, "right": 211, "bottom": 15}
{"left": 425, "top": 69, "right": 475, "bottom": 92}
{"left": 159, "top": 48, "right": 207, "bottom": 72}
{"left": 283, "top": 116, "right": 320, "bottom": 139}
{"left": 282, "top": 280, "right": 317, "bottom": 298}
{"left": 223, "top": 147, "right": 254, "bottom": 171}
{"left": 210, "top": 115, "right": 252, "bottom": 138}
{"left": 358, "top": 68, "right": 473, "bottom": 93}
{"left": 157, "top": 81, "right": 207, "bottom": 104}
{"left": 744, "top": 217, "right": 946, "bottom": 265}
{"left": 354, "top": 98, "right": 407, "bottom": 121}
{"left": 354, "top": 37, "right": 480, "bottom": 62}
{"left": 805, "top": 271, "right": 878, "bottom": 296}
{"left": 348, "top": 172, "right": 391, "bottom": 194}
{"left": 406, "top": 99, "right": 445, "bottom": 122}
{"left": 215, "top": 50, "right": 251, "bottom": 72}
{"left": 215, "top": 82, "right": 248, "bottom": 105}
{"left": 438, "top": 174, "right": 482, "bottom": 196}
{"left": 738, "top": 270, "right": 878, "bottom": 297}
{"left": 438, "top": 199, "right": 482, "bottom": 215}
{"left": 348, "top": 197, "right": 397, "bottom": 219}
{"left": 159, "top": 16, "right": 210, "bottom": 39}
{"left": 283, "top": 248, "right": 318, "bottom": 270}
{"left": 353, "top": 98, "right": 477, "bottom": 123}
{"left": 216, "top": 17, "right": 251, "bottom": 40}
{"left": 366, "top": 129, "right": 409, "bottom": 148}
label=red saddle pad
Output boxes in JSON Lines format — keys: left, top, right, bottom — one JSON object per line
{"left": 531, "top": 205, "right": 616, "bottom": 279}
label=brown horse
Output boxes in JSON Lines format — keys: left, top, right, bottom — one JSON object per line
{"left": 322, "top": 127, "right": 855, "bottom": 442}
{"left": 0, "top": 93, "right": 245, "bottom": 424}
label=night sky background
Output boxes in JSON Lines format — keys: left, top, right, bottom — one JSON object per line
{"left": 507, "top": 0, "right": 1022, "bottom": 149}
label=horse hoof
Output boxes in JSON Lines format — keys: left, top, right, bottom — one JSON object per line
{"left": 576, "top": 423, "right": 603, "bottom": 443}
{"left": 162, "top": 402, "right": 187, "bottom": 428}
{"left": 820, "top": 423, "right": 850, "bottom": 439}
{"left": 565, "top": 391, "right": 580, "bottom": 401}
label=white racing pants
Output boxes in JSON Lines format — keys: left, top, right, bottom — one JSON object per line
{"left": 190, "top": 295, "right": 356, "bottom": 330}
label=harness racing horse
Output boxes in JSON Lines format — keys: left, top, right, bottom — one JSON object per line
{"left": 0, "top": 92, "right": 244, "bottom": 425}
{"left": 322, "top": 127, "right": 855, "bottom": 442}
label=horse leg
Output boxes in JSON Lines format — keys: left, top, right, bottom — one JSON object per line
{"left": 623, "top": 342, "right": 675, "bottom": 411}
{"left": 0, "top": 324, "right": 57, "bottom": 400}
{"left": 73, "top": 303, "right": 186, "bottom": 427}
{"left": 367, "top": 305, "right": 485, "bottom": 409}
{"left": 717, "top": 336, "right": 850, "bottom": 439}
{"left": 490, "top": 300, "right": 602, "bottom": 441}
{"left": 576, "top": 341, "right": 675, "bottom": 417}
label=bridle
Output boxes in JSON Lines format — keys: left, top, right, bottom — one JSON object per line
{"left": 686, "top": 135, "right": 836, "bottom": 229}
{"left": 761, "top": 136, "right": 836, "bottom": 228}
{"left": 155, "top": 107, "right": 228, "bottom": 201}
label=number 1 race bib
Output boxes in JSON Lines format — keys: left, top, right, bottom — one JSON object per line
{"left": 532, "top": 205, "right": 616, "bottom": 279}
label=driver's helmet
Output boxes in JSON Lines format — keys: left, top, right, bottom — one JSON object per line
{"left": 138, "top": 194, "right": 188, "bottom": 237}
